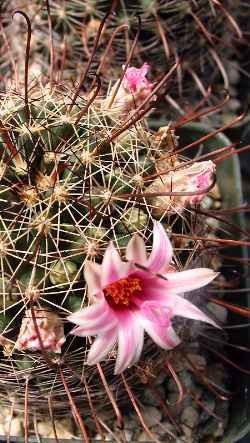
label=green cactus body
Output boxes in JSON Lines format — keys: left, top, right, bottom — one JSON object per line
{"left": 0, "top": 82, "right": 174, "bottom": 331}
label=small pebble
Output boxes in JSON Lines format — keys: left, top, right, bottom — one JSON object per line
{"left": 227, "top": 98, "right": 240, "bottom": 112}
{"left": 200, "top": 418, "right": 219, "bottom": 437}
{"left": 142, "top": 386, "right": 165, "bottom": 407}
{"left": 6, "top": 417, "right": 24, "bottom": 437}
{"left": 152, "top": 421, "right": 175, "bottom": 437}
{"left": 200, "top": 394, "right": 216, "bottom": 420}
{"left": 205, "top": 217, "right": 220, "bottom": 230}
{"left": 200, "top": 196, "right": 212, "bottom": 209}
{"left": 94, "top": 433, "right": 113, "bottom": 441}
{"left": 123, "top": 430, "right": 133, "bottom": 441}
{"left": 207, "top": 363, "right": 227, "bottom": 385}
{"left": 214, "top": 421, "right": 226, "bottom": 438}
{"left": 155, "top": 371, "right": 167, "bottom": 386}
{"left": 0, "top": 407, "right": 12, "bottom": 419}
{"left": 227, "top": 62, "right": 240, "bottom": 84}
{"left": 181, "top": 406, "right": 199, "bottom": 428}
{"left": 137, "top": 430, "right": 159, "bottom": 442}
{"left": 142, "top": 406, "right": 162, "bottom": 428}
{"left": 123, "top": 415, "right": 138, "bottom": 430}
{"left": 191, "top": 384, "right": 203, "bottom": 400}
{"left": 37, "top": 419, "right": 74, "bottom": 439}
{"left": 166, "top": 393, "right": 184, "bottom": 417}
{"left": 200, "top": 437, "right": 216, "bottom": 443}
{"left": 181, "top": 423, "right": 193, "bottom": 438}
{"left": 185, "top": 353, "right": 207, "bottom": 371}
{"left": 167, "top": 370, "right": 193, "bottom": 391}
{"left": 0, "top": 424, "right": 5, "bottom": 436}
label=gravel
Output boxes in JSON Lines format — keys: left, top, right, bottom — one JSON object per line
{"left": 0, "top": 345, "right": 230, "bottom": 442}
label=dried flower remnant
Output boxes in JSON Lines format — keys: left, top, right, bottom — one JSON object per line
{"left": 104, "top": 63, "right": 154, "bottom": 112}
{"left": 148, "top": 160, "right": 216, "bottom": 216}
{"left": 15, "top": 308, "right": 65, "bottom": 353}
{"left": 0, "top": 335, "right": 14, "bottom": 357}
{"left": 68, "top": 222, "right": 217, "bottom": 374}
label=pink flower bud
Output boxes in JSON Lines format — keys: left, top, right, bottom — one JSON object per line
{"left": 184, "top": 161, "right": 215, "bottom": 204}
{"left": 15, "top": 308, "right": 65, "bottom": 353}
{"left": 104, "top": 63, "right": 154, "bottom": 112}
{"left": 123, "top": 63, "right": 151, "bottom": 93}
{"left": 148, "top": 160, "right": 216, "bottom": 215}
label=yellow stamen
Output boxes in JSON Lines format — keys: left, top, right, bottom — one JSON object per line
{"left": 104, "top": 277, "right": 142, "bottom": 306}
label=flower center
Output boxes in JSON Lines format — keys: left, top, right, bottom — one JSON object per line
{"left": 104, "top": 277, "right": 142, "bottom": 306}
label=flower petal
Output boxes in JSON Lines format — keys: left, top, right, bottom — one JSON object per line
{"left": 126, "top": 234, "right": 147, "bottom": 264}
{"left": 84, "top": 261, "right": 102, "bottom": 298}
{"left": 129, "top": 326, "right": 144, "bottom": 367}
{"left": 70, "top": 315, "right": 116, "bottom": 336}
{"left": 114, "top": 310, "right": 144, "bottom": 374}
{"left": 87, "top": 328, "right": 118, "bottom": 365}
{"left": 67, "top": 298, "right": 106, "bottom": 325}
{"left": 101, "top": 242, "right": 131, "bottom": 287}
{"left": 172, "top": 294, "right": 218, "bottom": 327}
{"left": 147, "top": 221, "right": 173, "bottom": 273}
{"left": 140, "top": 301, "right": 172, "bottom": 327}
{"left": 165, "top": 268, "right": 218, "bottom": 294}
{"left": 166, "top": 326, "right": 181, "bottom": 346}
{"left": 68, "top": 299, "right": 117, "bottom": 335}
{"left": 138, "top": 314, "right": 180, "bottom": 350}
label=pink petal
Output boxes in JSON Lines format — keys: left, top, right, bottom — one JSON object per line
{"left": 166, "top": 326, "right": 181, "bottom": 346}
{"left": 172, "top": 294, "right": 218, "bottom": 327}
{"left": 133, "top": 278, "right": 171, "bottom": 306}
{"left": 84, "top": 261, "right": 102, "bottom": 298}
{"left": 114, "top": 310, "right": 144, "bottom": 374}
{"left": 137, "top": 313, "right": 180, "bottom": 350}
{"left": 68, "top": 299, "right": 117, "bottom": 335}
{"left": 140, "top": 62, "right": 150, "bottom": 77}
{"left": 124, "top": 64, "right": 150, "bottom": 92}
{"left": 165, "top": 268, "right": 218, "bottom": 294}
{"left": 126, "top": 234, "right": 147, "bottom": 264}
{"left": 70, "top": 315, "right": 116, "bottom": 336}
{"left": 87, "top": 328, "right": 118, "bottom": 365}
{"left": 129, "top": 326, "right": 144, "bottom": 367}
{"left": 67, "top": 298, "right": 106, "bottom": 325}
{"left": 101, "top": 242, "right": 131, "bottom": 287}
{"left": 140, "top": 301, "right": 172, "bottom": 327}
{"left": 147, "top": 221, "right": 173, "bottom": 273}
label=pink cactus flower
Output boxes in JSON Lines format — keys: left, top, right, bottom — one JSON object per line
{"left": 68, "top": 222, "right": 218, "bottom": 374}
{"left": 148, "top": 160, "right": 216, "bottom": 215}
{"left": 123, "top": 63, "right": 152, "bottom": 93}
{"left": 15, "top": 308, "right": 65, "bottom": 353}
{"left": 104, "top": 63, "right": 154, "bottom": 111}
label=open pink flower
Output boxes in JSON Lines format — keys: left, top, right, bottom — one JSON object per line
{"left": 104, "top": 63, "right": 154, "bottom": 112}
{"left": 15, "top": 308, "right": 65, "bottom": 353}
{"left": 68, "top": 222, "right": 218, "bottom": 374}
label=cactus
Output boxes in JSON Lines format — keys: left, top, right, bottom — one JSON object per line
{"left": 0, "top": 60, "right": 244, "bottom": 438}
{"left": 0, "top": 4, "right": 249, "bottom": 443}
{"left": 0, "top": 0, "right": 246, "bottom": 102}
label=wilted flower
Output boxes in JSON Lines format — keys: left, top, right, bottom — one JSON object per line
{"left": 68, "top": 222, "right": 217, "bottom": 374}
{"left": 147, "top": 160, "right": 216, "bottom": 215}
{"left": 104, "top": 63, "right": 154, "bottom": 112}
{"left": 15, "top": 308, "right": 65, "bottom": 353}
